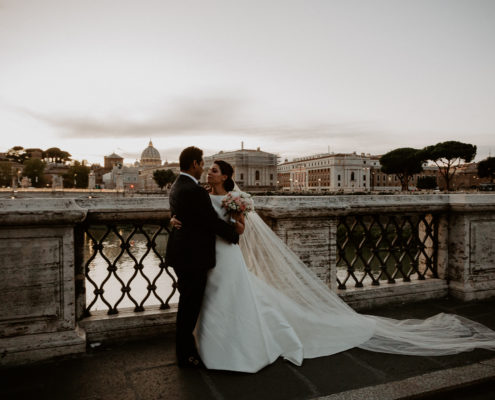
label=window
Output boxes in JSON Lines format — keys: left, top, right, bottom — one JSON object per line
{"left": 351, "top": 172, "right": 355, "bottom": 181}
{"left": 363, "top": 175, "right": 366, "bottom": 181}
{"left": 270, "top": 174, "right": 273, "bottom": 180}
{"left": 240, "top": 173, "right": 244, "bottom": 180}
{"left": 338, "top": 174, "right": 341, "bottom": 181}
{"left": 255, "top": 170, "right": 260, "bottom": 180}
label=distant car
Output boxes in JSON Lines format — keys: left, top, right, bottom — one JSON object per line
{"left": 479, "top": 183, "right": 495, "bottom": 191}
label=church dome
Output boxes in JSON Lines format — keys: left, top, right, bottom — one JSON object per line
{"left": 140, "top": 140, "right": 162, "bottom": 166}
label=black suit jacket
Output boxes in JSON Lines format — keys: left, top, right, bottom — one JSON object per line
{"left": 165, "top": 174, "right": 239, "bottom": 271}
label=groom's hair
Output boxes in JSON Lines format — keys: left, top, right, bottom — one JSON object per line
{"left": 179, "top": 146, "right": 203, "bottom": 171}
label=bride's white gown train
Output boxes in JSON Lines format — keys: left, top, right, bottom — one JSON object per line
{"left": 194, "top": 194, "right": 495, "bottom": 373}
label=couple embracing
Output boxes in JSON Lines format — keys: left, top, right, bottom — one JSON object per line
{"left": 165, "top": 146, "right": 244, "bottom": 368}
{"left": 166, "top": 146, "right": 495, "bottom": 374}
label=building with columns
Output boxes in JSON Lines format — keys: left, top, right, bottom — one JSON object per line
{"left": 278, "top": 152, "right": 377, "bottom": 192}
{"left": 278, "top": 152, "right": 448, "bottom": 192}
{"left": 203, "top": 145, "right": 278, "bottom": 191}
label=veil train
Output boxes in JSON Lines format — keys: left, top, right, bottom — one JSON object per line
{"left": 236, "top": 193, "right": 495, "bottom": 357}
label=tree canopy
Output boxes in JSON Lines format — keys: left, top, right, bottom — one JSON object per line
{"left": 422, "top": 141, "right": 477, "bottom": 191}
{"left": 22, "top": 159, "right": 46, "bottom": 188}
{"left": 416, "top": 176, "right": 437, "bottom": 190}
{"left": 153, "top": 169, "right": 177, "bottom": 190}
{"left": 63, "top": 161, "right": 90, "bottom": 188}
{"left": 379, "top": 148, "right": 424, "bottom": 191}
{"left": 43, "top": 147, "right": 72, "bottom": 164}
{"left": 0, "top": 161, "right": 13, "bottom": 187}
{"left": 6, "top": 146, "right": 27, "bottom": 164}
{"left": 478, "top": 157, "right": 495, "bottom": 183}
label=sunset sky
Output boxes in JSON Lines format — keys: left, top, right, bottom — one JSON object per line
{"left": 1, "top": 0, "right": 494, "bottom": 164}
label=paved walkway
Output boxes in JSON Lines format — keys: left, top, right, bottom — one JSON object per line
{"left": 2, "top": 297, "right": 495, "bottom": 400}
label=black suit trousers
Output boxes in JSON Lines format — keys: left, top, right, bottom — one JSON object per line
{"left": 173, "top": 266, "right": 208, "bottom": 362}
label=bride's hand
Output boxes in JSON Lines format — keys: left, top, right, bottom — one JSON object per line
{"left": 233, "top": 213, "right": 245, "bottom": 235}
{"left": 170, "top": 215, "right": 182, "bottom": 229}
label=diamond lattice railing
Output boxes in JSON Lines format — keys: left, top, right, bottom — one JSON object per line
{"left": 336, "top": 213, "right": 439, "bottom": 290}
{"left": 82, "top": 222, "right": 176, "bottom": 316}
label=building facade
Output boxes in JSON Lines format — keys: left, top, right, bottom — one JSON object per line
{"left": 278, "top": 152, "right": 446, "bottom": 192}
{"left": 203, "top": 146, "right": 278, "bottom": 191}
{"left": 278, "top": 152, "right": 377, "bottom": 192}
{"left": 102, "top": 141, "right": 179, "bottom": 190}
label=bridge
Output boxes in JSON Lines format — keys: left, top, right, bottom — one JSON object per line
{"left": 1, "top": 194, "right": 495, "bottom": 398}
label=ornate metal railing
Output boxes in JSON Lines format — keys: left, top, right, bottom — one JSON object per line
{"left": 80, "top": 221, "right": 176, "bottom": 316}
{"left": 75, "top": 196, "right": 443, "bottom": 316}
{"left": 336, "top": 213, "right": 439, "bottom": 289}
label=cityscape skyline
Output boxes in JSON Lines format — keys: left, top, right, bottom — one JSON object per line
{"left": 1, "top": 0, "right": 494, "bottom": 163}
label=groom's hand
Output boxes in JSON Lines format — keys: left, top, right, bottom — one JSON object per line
{"left": 170, "top": 215, "right": 182, "bottom": 229}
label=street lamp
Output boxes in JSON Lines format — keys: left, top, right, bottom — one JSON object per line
{"left": 74, "top": 173, "right": 77, "bottom": 188}
{"left": 318, "top": 178, "right": 321, "bottom": 192}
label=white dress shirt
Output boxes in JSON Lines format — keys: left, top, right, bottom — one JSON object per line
{"left": 180, "top": 172, "right": 199, "bottom": 185}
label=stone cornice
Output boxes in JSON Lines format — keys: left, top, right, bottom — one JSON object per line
{"left": 0, "top": 198, "right": 87, "bottom": 225}
{"left": 1, "top": 194, "right": 494, "bottom": 226}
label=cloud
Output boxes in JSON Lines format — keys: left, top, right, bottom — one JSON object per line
{"left": 16, "top": 96, "right": 386, "bottom": 146}
{"left": 16, "top": 96, "right": 246, "bottom": 137}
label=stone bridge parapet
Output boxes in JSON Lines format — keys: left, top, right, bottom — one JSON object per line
{"left": 1, "top": 194, "right": 494, "bottom": 366}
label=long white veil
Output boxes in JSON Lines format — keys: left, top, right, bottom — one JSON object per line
{"left": 238, "top": 200, "right": 495, "bottom": 356}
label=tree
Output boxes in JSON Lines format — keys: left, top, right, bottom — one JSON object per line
{"left": 0, "top": 161, "right": 13, "bottom": 187}
{"left": 478, "top": 157, "right": 495, "bottom": 183}
{"left": 416, "top": 176, "right": 437, "bottom": 190}
{"left": 6, "top": 146, "right": 27, "bottom": 164}
{"left": 380, "top": 148, "right": 424, "bottom": 191}
{"left": 153, "top": 169, "right": 177, "bottom": 190}
{"left": 63, "top": 161, "right": 90, "bottom": 188}
{"left": 422, "top": 141, "right": 476, "bottom": 191}
{"left": 22, "top": 159, "right": 46, "bottom": 187}
{"left": 44, "top": 147, "right": 72, "bottom": 164}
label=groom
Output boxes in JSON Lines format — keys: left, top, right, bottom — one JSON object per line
{"left": 165, "top": 146, "right": 240, "bottom": 368}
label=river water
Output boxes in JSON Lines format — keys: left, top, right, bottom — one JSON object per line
{"left": 84, "top": 227, "right": 179, "bottom": 311}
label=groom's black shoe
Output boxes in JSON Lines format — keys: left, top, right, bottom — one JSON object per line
{"left": 178, "top": 355, "right": 205, "bottom": 369}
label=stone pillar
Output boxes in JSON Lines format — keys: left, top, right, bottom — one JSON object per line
{"left": 116, "top": 169, "right": 124, "bottom": 191}
{"left": 88, "top": 171, "right": 96, "bottom": 189}
{"left": 51, "top": 174, "right": 63, "bottom": 189}
{"left": 269, "top": 216, "right": 336, "bottom": 286}
{"left": 20, "top": 176, "right": 31, "bottom": 188}
{"left": 448, "top": 194, "right": 495, "bottom": 300}
{"left": 0, "top": 199, "right": 87, "bottom": 366}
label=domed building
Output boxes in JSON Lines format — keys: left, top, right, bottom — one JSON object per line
{"left": 100, "top": 141, "right": 179, "bottom": 191}
{"left": 140, "top": 140, "right": 162, "bottom": 167}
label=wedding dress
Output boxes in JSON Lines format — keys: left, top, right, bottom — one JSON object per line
{"left": 194, "top": 193, "right": 495, "bottom": 373}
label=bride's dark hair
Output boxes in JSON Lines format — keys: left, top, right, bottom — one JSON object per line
{"left": 214, "top": 160, "right": 235, "bottom": 191}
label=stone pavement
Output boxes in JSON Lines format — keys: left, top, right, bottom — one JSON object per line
{"left": 2, "top": 297, "right": 495, "bottom": 400}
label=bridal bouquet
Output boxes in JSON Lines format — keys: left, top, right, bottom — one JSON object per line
{"left": 222, "top": 191, "right": 254, "bottom": 216}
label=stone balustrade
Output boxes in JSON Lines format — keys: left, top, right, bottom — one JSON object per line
{"left": 1, "top": 194, "right": 495, "bottom": 366}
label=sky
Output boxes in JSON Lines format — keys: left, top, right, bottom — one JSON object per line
{"left": 1, "top": 0, "right": 494, "bottom": 165}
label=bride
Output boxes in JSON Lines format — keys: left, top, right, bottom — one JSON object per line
{"left": 171, "top": 160, "right": 495, "bottom": 373}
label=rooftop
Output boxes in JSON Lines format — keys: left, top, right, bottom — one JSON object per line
{"left": 3, "top": 297, "right": 495, "bottom": 400}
